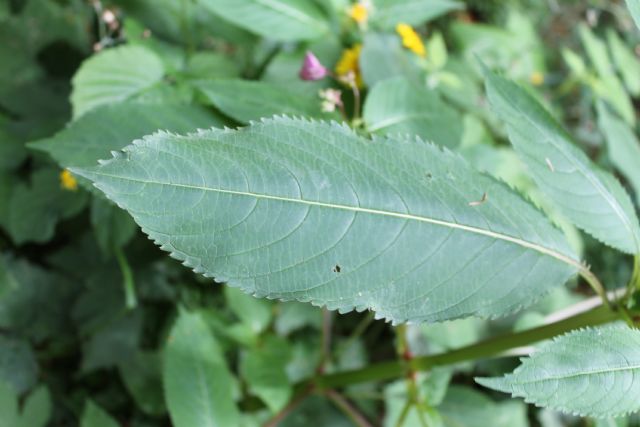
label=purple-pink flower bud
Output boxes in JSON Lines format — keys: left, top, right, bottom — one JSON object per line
{"left": 299, "top": 51, "right": 328, "bottom": 81}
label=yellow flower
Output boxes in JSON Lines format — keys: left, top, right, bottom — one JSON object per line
{"left": 530, "top": 71, "right": 544, "bottom": 86}
{"left": 349, "top": 3, "right": 368, "bottom": 24}
{"left": 396, "top": 23, "right": 426, "bottom": 57}
{"left": 60, "top": 169, "right": 78, "bottom": 191}
{"left": 335, "top": 44, "right": 363, "bottom": 88}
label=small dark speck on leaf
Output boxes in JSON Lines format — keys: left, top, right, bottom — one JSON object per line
{"left": 333, "top": 265, "right": 341, "bottom": 273}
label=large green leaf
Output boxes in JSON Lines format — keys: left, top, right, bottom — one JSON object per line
{"left": 194, "top": 80, "right": 327, "bottom": 123}
{"left": 371, "top": 0, "right": 463, "bottom": 30}
{"left": 0, "top": 381, "right": 18, "bottom": 427}
{"left": 199, "top": 0, "right": 328, "bottom": 41}
{"left": 484, "top": 69, "right": 640, "bottom": 255}
{"left": 597, "top": 103, "right": 640, "bottom": 200}
{"left": 74, "top": 117, "right": 580, "bottom": 323}
{"left": 70, "top": 45, "right": 165, "bottom": 119}
{"left": 0, "top": 337, "right": 38, "bottom": 395}
{"left": 477, "top": 325, "right": 640, "bottom": 418}
{"left": 163, "top": 310, "right": 240, "bottom": 427}
{"left": 363, "top": 77, "right": 462, "bottom": 148}
{"left": 439, "top": 386, "right": 527, "bottom": 427}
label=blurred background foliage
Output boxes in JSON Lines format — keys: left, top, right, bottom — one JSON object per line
{"left": 1, "top": 0, "right": 640, "bottom": 426}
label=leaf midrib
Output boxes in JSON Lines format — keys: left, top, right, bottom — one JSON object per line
{"left": 509, "top": 362, "right": 640, "bottom": 385}
{"left": 81, "top": 169, "right": 583, "bottom": 271}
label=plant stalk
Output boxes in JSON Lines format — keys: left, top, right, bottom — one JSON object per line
{"left": 311, "top": 304, "right": 620, "bottom": 390}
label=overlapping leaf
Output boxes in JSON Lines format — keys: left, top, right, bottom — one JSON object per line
{"left": 363, "top": 77, "right": 462, "bottom": 148}
{"left": 75, "top": 117, "right": 581, "bottom": 323}
{"left": 477, "top": 326, "right": 640, "bottom": 418}
{"left": 199, "top": 0, "right": 328, "bottom": 41}
{"left": 626, "top": 0, "right": 640, "bottom": 30}
{"left": 70, "top": 46, "right": 165, "bottom": 119}
{"left": 484, "top": 69, "right": 640, "bottom": 255}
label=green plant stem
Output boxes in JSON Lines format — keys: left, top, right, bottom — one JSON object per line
{"left": 579, "top": 266, "right": 611, "bottom": 309}
{"left": 311, "top": 304, "right": 620, "bottom": 390}
{"left": 115, "top": 248, "right": 136, "bottom": 309}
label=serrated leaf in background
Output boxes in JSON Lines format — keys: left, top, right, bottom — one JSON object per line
{"left": 74, "top": 117, "right": 579, "bottom": 323}
{"left": 477, "top": 325, "right": 640, "bottom": 418}
{"left": 578, "top": 24, "right": 635, "bottom": 125}
{"left": 164, "top": 310, "right": 240, "bottom": 427}
{"left": 70, "top": 45, "right": 165, "bottom": 119}
{"left": 484, "top": 68, "right": 640, "bottom": 255}
{"left": 597, "top": 102, "right": 640, "bottom": 201}
{"left": 364, "top": 77, "right": 462, "bottom": 148}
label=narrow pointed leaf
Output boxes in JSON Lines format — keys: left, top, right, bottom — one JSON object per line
{"left": 74, "top": 118, "right": 580, "bottom": 323}
{"left": 597, "top": 103, "right": 640, "bottom": 200}
{"left": 484, "top": 69, "right": 640, "bottom": 254}
{"left": 477, "top": 325, "right": 640, "bottom": 418}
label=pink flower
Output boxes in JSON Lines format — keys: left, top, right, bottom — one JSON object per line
{"left": 299, "top": 51, "right": 328, "bottom": 81}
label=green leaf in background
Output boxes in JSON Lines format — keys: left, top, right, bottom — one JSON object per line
{"left": 17, "top": 386, "right": 51, "bottom": 427}
{"left": 163, "top": 310, "right": 240, "bottom": 427}
{"left": 31, "top": 102, "right": 223, "bottom": 188}
{"left": 194, "top": 79, "right": 328, "bottom": 123}
{"left": 626, "top": 0, "right": 640, "bottom": 30}
{"left": 477, "top": 325, "right": 640, "bottom": 418}
{"left": 240, "top": 335, "right": 292, "bottom": 412}
{"left": 118, "top": 351, "right": 166, "bottom": 416}
{"left": 363, "top": 77, "right": 462, "bottom": 148}
{"left": 75, "top": 117, "right": 580, "bottom": 323}
{"left": 606, "top": 30, "right": 640, "bottom": 97}
{"left": 200, "top": 0, "right": 329, "bottom": 41}
{"left": 484, "top": 68, "right": 640, "bottom": 255}
{"left": 225, "top": 287, "right": 273, "bottom": 335}
{"left": 70, "top": 45, "right": 165, "bottom": 119}
{"left": 360, "top": 33, "right": 421, "bottom": 87}
{"left": 578, "top": 24, "right": 635, "bottom": 125}
{"left": 7, "top": 168, "right": 88, "bottom": 244}
{"left": 371, "top": 0, "right": 462, "bottom": 30}
{"left": 438, "top": 386, "right": 528, "bottom": 427}
{"left": 0, "top": 337, "right": 38, "bottom": 395}
{"left": 90, "top": 197, "right": 137, "bottom": 256}
{"left": 0, "top": 381, "right": 18, "bottom": 427}
{"left": 80, "top": 400, "right": 119, "bottom": 427}
{"left": 597, "top": 102, "right": 640, "bottom": 200}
